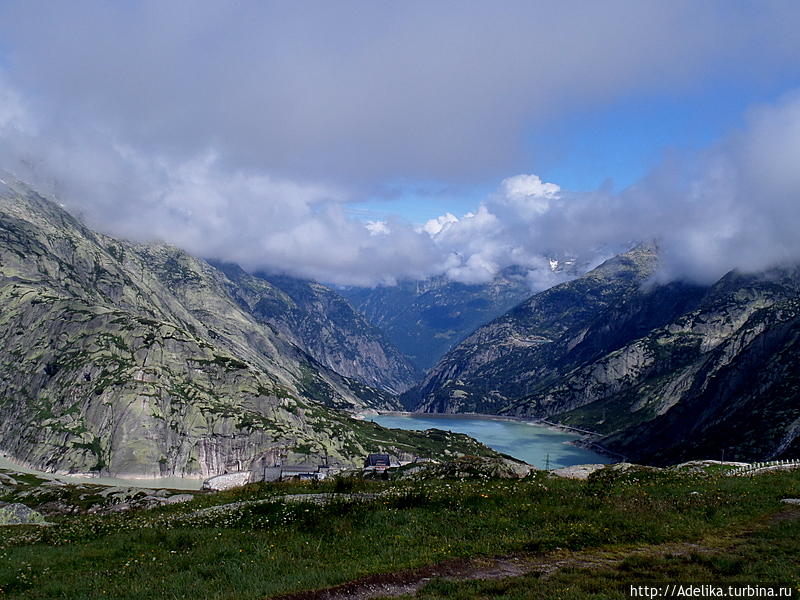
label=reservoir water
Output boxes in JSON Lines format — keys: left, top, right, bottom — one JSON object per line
{"left": 0, "top": 454, "right": 202, "bottom": 490}
{"left": 371, "top": 413, "right": 610, "bottom": 469}
{"left": 1, "top": 415, "right": 610, "bottom": 488}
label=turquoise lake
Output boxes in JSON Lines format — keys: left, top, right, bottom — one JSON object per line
{"left": 371, "top": 413, "right": 610, "bottom": 469}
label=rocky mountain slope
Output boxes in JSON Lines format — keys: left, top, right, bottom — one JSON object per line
{"left": 340, "top": 266, "right": 533, "bottom": 372}
{"left": 403, "top": 244, "right": 661, "bottom": 412}
{"left": 404, "top": 243, "right": 800, "bottom": 464}
{"left": 0, "top": 174, "right": 482, "bottom": 479}
{"left": 211, "top": 265, "right": 419, "bottom": 393}
{"left": 584, "top": 269, "right": 800, "bottom": 464}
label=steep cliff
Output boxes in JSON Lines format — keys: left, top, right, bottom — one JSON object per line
{"left": 583, "top": 271, "right": 800, "bottom": 464}
{"left": 0, "top": 174, "right": 476, "bottom": 478}
{"left": 212, "top": 266, "right": 420, "bottom": 394}
{"left": 403, "top": 244, "right": 660, "bottom": 412}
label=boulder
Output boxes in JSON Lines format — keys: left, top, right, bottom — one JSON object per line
{"left": 549, "top": 464, "right": 606, "bottom": 480}
{"left": 0, "top": 502, "right": 49, "bottom": 525}
{"left": 164, "top": 494, "right": 195, "bottom": 504}
{"left": 202, "top": 472, "right": 251, "bottom": 491}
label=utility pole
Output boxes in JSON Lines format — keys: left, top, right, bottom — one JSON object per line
{"left": 544, "top": 453, "right": 550, "bottom": 471}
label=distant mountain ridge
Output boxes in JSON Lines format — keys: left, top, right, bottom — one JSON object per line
{"left": 403, "top": 243, "right": 661, "bottom": 412}
{"left": 5, "top": 167, "right": 796, "bottom": 474}
{"left": 340, "top": 267, "right": 534, "bottom": 371}
{"left": 210, "top": 264, "right": 420, "bottom": 394}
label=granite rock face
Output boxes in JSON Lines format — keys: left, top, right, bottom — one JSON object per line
{"left": 594, "top": 279, "right": 800, "bottom": 464}
{"left": 202, "top": 472, "right": 251, "bottom": 491}
{"left": 0, "top": 502, "right": 48, "bottom": 525}
{"left": 0, "top": 174, "right": 465, "bottom": 479}
{"left": 403, "top": 244, "right": 662, "bottom": 413}
{"left": 212, "top": 266, "right": 420, "bottom": 394}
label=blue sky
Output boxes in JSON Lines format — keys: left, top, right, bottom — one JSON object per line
{"left": 357, "top": 77, "right": 800, "bottom": 225}
{"left": 530, "top": 79, "right": 800, "bottom": 192}
{"left": 351, "top": 182, "right": 494, "bottom": 224}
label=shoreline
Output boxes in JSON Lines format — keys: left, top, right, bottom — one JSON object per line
{"left": 0, "top": 450, "right": 204, "bottom": 490}
{"left": 370, "top": 410, "right": 602, "bottom": 437}
{"left": 1, "top": 411, "right": 625, "bottom": 486}
{"left": 369, "top": 410, "right": 624, "bottom": 464}
{"left": 569, "top": 437, "right": 628, "bottom": 462}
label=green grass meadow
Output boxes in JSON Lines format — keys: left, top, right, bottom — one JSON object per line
{"left": 1, "top": 468, "right": 799, "bottom": 599}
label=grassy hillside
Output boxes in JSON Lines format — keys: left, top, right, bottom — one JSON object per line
{"left": 1, "top": 464, "right": 799, "bottom": 599}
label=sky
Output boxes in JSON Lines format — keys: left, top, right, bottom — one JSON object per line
{"left": 1, "top": 1, "right": 800, "bottom": 288}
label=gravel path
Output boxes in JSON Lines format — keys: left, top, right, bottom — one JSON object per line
{"left": 269, "top": 542, "right": 711, "bottom": 600}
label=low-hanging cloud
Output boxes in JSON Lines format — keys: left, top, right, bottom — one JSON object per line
{"left": 3, "top": 73, "right": 800, "bottom": 290}
{"left": 0, "top": 4, "right": 800, "bottom": 289}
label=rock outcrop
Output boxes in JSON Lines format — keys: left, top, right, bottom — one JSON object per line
{"left": 212, "top": 266, "right": 420, "bottom": 394}
{"left": 403, "top": 243, "right": 662, "bottom": 413}
{"left": 0, "top": 502, "right": 48, "bottom": 525}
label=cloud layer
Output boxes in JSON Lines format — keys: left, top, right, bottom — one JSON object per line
{"left": 1, "top": 3, "right": 800, "bottom": 288}
{"left": 2, "top": 2, "right": 799, "bottom": 184}
{"left": 419, "top": 92, "right": 800, "bottom": 287}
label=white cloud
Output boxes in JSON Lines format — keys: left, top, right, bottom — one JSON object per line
{"left": 366, "top": 220, "right": 390, "bottom": 236}
{"left": 1, "top": 2, "right": 799, "bottom": 184}
{"left": 409, "top": 92, "right": 800, "bottom": 288}
{"left": 420, "top": 213, "right": 458, "bottom": 236}
{"left": 0, "top": 86, "right": 28, "bottom": 132}
{"left": 444, "top": 253, "right": 500, "bottom": 285}
{"left": 7, "top": 85, "right": 800, "bottom": 292}
{"left": 497, "top": 174, "right": 560, "bottom": 217}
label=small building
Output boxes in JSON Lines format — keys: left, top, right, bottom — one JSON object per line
{"left": 251, "top": 449, "right": 334, "bottom": 482}
{"left": 365, "top": 454, "right": 391, "bottom": 470}
{"left": 279, "top": 464, "right": 329, "bottom": 481}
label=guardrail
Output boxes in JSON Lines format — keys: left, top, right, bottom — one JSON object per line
{"left": 727, "top": 459, "right": 800, "bottom": 476}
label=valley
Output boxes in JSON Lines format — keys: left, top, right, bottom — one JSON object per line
{"left": 2, "top": 5, "right": 800, "bottom": 598}
{"left": 400, "top": 244, "right": 800, "bottom": 466}
{"left": 0, "top": 174, "right": 506, "bottom": 482}
{"left": 2, "top": 172, "right": 799, "bottom": 480}
{"left": 1, "top": 174, "right": 798, "bottom": 600}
